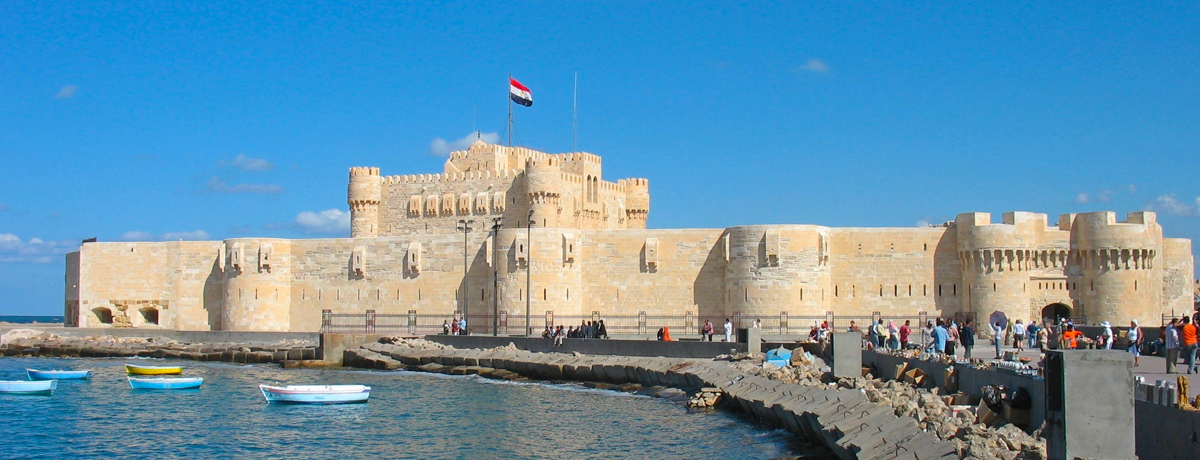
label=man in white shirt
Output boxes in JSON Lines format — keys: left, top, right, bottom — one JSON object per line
{"left": 724, "top": 319, "right": 733, "bottom": 342}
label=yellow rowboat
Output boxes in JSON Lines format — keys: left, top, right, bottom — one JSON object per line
{"left": 125, "top": 363, "right": 183, "bottom": 375}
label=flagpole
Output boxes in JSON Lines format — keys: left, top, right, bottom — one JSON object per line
{"left": 508, "top": 73, "right": 513, "bottom": 147}
{"left": 572, "top": 71, "right": 578, "bottom": 151}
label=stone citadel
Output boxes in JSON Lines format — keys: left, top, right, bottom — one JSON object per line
{"left": 65, "top": 140, "right": 1195, "bottom": 331}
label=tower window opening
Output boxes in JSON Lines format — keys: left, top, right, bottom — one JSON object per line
{"left": 835, "top": 286, "right": 839, "bottom": 297}
{"left": 952, "top": 284, "right": 956, "bottom": 296}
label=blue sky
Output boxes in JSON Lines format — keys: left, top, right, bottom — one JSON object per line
{"left": 2, "top": 2, "right": 1198, "bottom": 315}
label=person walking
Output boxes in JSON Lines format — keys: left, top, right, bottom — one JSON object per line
{"left": 899, "top": 320, "right": 912, "bottom": 349}
{"left": 597, "top": 320, "right": 609, "bottom": 339}
{"left": 946, "top": 320, "right": 959, "bottom": 357}
{"left": 932, "top": 319, "right": 949, "bottom": 354}
{"left": 961, "top": 321, "right": 976, "bottom": 360}
{"left": 888, "top": 321, "right": 900, "bottom": 350}
{"left": 1165, "top": 318, "right": 1180, "bottom": 374}
{"left": 702, "top": 320, "right": 714, "bottom": 342}
{"left": 1099, "top": 321, "right": 1114, "bottom": 350}
{"left": 1127, "top": 320, "right": 1142, "bottom": 367}
{"left": 723, "top": 318, "right": 733, "bottom": 343}
{"left": 1027, "top": 321, "right": 1039, "bottom": 349}
{"left": 992, "top": 321, "right": 1005, "bottom": 358}
{"left": 1182, "top": 316, "right": 1199, "bottom": 374}
{"left": 1012, "top": 320, "right": 1026, "bottom": 352}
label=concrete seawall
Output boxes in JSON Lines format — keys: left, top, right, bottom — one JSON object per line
{"left": 426, "top": 335, "right": 747, "bottom": 358}
{"left": 345, "top": 341, "right": 961, "bottom": 460}
{"left": 1, "top": 329, "right": 319, "bottom": 364}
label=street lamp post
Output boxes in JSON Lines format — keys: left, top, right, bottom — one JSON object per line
{"left": 457, "top": 219, "right": 475, "bottom": 334}
{"left": 525, "top": 209, "right": 535, "bottom": 337}
{"left": 490, "top": 217, "right": 502, "bottom": 337}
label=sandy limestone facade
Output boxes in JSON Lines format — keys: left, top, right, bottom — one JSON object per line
{"left": 65, "top": 140, "right": 1194, "bottom": 332}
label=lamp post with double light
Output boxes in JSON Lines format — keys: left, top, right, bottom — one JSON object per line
{"left": 457, "top": 219, "right": 474, "bottom": 334}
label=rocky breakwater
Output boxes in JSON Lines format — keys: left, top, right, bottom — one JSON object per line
{"left": 347, "top": 339, "right": 1031, "bottom": 460}
{"left": 0, "top": 329, "right": 318, "bottom": 364}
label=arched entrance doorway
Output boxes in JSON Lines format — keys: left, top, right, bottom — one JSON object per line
{"left": 1041, "top": 303, "right": 1071, "bottom": 323}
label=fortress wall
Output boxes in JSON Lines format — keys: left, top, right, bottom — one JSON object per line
{"left": 286, "top": 232, "right": 494, "bottom": 332}
{"left": 724, "top": 225, "right": 830, "bottom": 318}
{"left": 492, "top": 227, "right": 586, "bottom": 325}
{"left": 826, "top": 227, "right": 953, "bottom": 317}
{"left": 76, "top": 241, "right": 221, "bottom": 329}
{"left": 1161, "top": 238, "right": 1193, "bottom": 316}
{"left": 572, "top": 228, "right": 725, "bottom": 319}
{"left": 378, "top": 175, "right": 520, "bottom": 237}
{"left": 222, "top": 239, "right": 293, "bottom": 332}
{"left": 171, "top": 242, "right": 224, "bottom": 331}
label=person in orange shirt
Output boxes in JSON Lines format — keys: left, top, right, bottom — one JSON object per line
{"left": 1060, "top": 324, "right": 1084, "bottom": 350}
{"left": 1180, "top": 316, "right": 1199, "bottom": 374}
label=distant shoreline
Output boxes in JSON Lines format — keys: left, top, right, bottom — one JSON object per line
{"left": 0, "top": 316, "right": 65, "bottom": 326}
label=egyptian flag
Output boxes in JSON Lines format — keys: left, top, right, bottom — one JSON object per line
{"left": 510, "top": 77, "right": 533, "bottom": 107}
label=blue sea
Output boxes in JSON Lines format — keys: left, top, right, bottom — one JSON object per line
{"left": 0, "top": 316, "right": 63, "bottom": 324}
{"left": 0, "top": 358, "right": 825, "bottom": 459}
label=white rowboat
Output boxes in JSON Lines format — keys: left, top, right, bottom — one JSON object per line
{"left": 259, "top": 384, "right": 371, "bottom": 404}
{"left": 0, "top": 380, "right": 58, "bottom": 395}
{"left": 27, "top": 369, "right": 91, "bottom": 380}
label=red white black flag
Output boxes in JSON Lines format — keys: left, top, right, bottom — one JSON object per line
{"left": 510, "top": 77, "right": 532, "bottom": 107}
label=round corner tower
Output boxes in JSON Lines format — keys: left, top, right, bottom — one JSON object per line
{"left": 623, "top": 178, "right": 650, "bottom": 229}
{"left": 348, "top": 167, "right": 382, "bottom": 238}
{"left": 956, "top": 212, "right": 1046, "bottom": 324}
{"left": 525, "top": 156, "right": 562, "bottom": 228}
{"left": 1072, "top": 211, "right": 1163, "bottom": 325}
{"left": 221, "top": 238, "right": 293, "bottom": 332}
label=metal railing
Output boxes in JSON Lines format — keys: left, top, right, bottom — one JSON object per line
{"left": 319, "top": 309, "right": 986, "bottom": 337}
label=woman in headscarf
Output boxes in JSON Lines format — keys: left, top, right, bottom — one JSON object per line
{"left": 887, "top": 320, "right": 900, "bottom": 350}
{"left": 809, "top": 321, "right": 820, "bottom": 342}
{"left": 1128, "top": 319, "right": 1142, "bottom": 367}
{"left": 662, "top": 326, "right": 674, "bottom": 342}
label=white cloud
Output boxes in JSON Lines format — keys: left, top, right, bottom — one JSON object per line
{"left": 230, "top": 154, "right": 273, "bottom": 172}
{"left": 429, "top": 131, "right": 500, "bottom": 157}
{"left": 119, "top": 230, "right": 210, "bottom": 241}
{"left": 915, "top": 219, "right": 930, "bottom": 227}
{"left": 1129, "top": 184, "right": 1137, "bottom": 193}
{"left": 1075, "top": 193, "right": 1090, "bottom": 204}
{"left": 0, "top": 233, "right": 76, "bottom": 263}
{"left": 1149, "top": 194, "right": 1197, "bottom": 216}
{"left": 801, "top": 58, "right": 829, "bottom": 73}
{"left": 295, "top": 209, "right": 350, "bottom": 235}
{"left": 205, "top": 177, "right": 283, "bottom": 194}
{"left": 119, "top": 231, "right": 155, "bottom": 241}
{"left": 55, "top": 85, "right": 78, "bottom": 99}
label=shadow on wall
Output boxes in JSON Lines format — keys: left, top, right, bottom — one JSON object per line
{"left": 203, "top": 256, "right": 223, "bottom": 330}
{"left": 694, "top": 235, "right": 726, "bottom": 321}
{"left": 932, "top": 229, "right": 960, "bottom": 315}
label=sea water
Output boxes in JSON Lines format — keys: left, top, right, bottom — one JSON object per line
{"left": 0, "top": 358, "right": 827, "bottom": 459}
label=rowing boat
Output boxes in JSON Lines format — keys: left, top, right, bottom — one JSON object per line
{"left": 27, "top": 369, "right": 92, "bottom": 380}
{"left": 259, "top": 384, "right": 371, "bottom": 404}
{"left": 128, "top": 377, "right": 204, "bottom": 390}
{"left": 125, "top": 363, "right": 183, "bottom": 375}
{"left": 0, "top": 380, "right": 58, "bottom": 395}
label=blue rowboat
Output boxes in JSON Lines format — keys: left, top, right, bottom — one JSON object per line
{"left": 128, "top": 377, "right": 203, "bottom": 390}
{"left": 260, "top": 384, "right": 370, "bottom": 404}
{"left": 27, "top": 369, "right": 91, "bottom": 380}
{"left": 0, "top": 380, "right": 57, "bottom": 395}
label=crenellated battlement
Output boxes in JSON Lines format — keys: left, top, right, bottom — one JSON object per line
{"left": 382, "top": 170, "right": 522, "bottom": 184}
{"left": 348, "top": 166, "right": 380, "bottom": 177}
